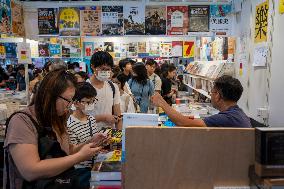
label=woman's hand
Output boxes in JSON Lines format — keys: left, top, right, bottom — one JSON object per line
{"left": 77, "top": 143, "right": 102, "bottom": 162}
{"left": 151, "top": 92, "right": 166, "bottom": 107}
{"left": 86, "top": 133, "right": 108, "bottom": 147}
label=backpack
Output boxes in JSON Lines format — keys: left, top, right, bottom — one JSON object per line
{"left": 4, "top": 111, "right": 91, "bottom": 189}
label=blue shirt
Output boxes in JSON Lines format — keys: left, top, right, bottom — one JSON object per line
{"left": 203, "top": 105, "right": 252, "bottom": 128}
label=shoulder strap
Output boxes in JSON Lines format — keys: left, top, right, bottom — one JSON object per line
{"left": 129, "top": 79, "right": 133, "bottom": 90}
{"left": 107, "top": 80, "right": 115, "bottom": 99}
{"left": 125, "top": 94, "right": 130, "bottom": 112}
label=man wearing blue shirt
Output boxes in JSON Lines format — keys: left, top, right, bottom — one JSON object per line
{"left": 151, "top": 75, "right": 252, "bottom": 128}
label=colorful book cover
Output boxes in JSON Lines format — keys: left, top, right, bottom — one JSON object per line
{"left": 102, "top": 6, "right": 123, "bottom": 35}
{"left": 183, "top": 41, "right": 195, "bottom": 58}
{"left": 94, "top": 42, "right": 104, "bottom": 52}
{"left": 38, "top": 43, "right": 50, "bottom": 57}
{"left": 59, "top": 7, "right": 80, "bottom": 36}
{"left": 49, "top": 44, "right": 61, "bottom": 58}
{"left": 104, "top": 42, "right": 114, "bottom": 52}
{"left": 145, "top": 5, "right": 166, "bottom": 35}
{"left": 148, "top": 41, "right": 160, "bottom": 57}
{"left": 210, "top": 5, "right": 232, "bottom": 35}
{"left": 83, "top": 42, "right": 94, "bottom": 58}
{"left": 124, "top": 5, "right": 145, "bottom": 35}
{"left": 172, "top": 41, "right": 183, "bottom": 57}
{"left": 254, "top": 1, "right": 269, "bottom": 43}
{"left": 4, "top": 43, "right": 17, "bottom": 58}
{"left": 80, "top": 6, "right": 101, "bottom": 36}
{"left": 128, "top": 42, "right": 138, "bottom": 57}
{"left": 160, "top": 42, "right": 172, "bottom": 57}
{"left": 61, "top": 37, "right": 81, "bottom": 57}
{"left": 38, "top": 8, "right": 58, "bottom": 35}
{"left": 188, "top": 5, "right": 210, "bottom": 32}
{"left": 167, "top": 6, "right": 188, "bottom": 35}
{"left": 11, "top": 0, "right": 24, "bottom": 37}
{"left": 30, "top": 42, "right": 39, "bottom": 58}
{"left": 0, "top": 43, "right": 6, "bottom": 59}
{"left": 138, "top": 42, "right": 146, "bottom": 53}
{"left": 0, "top": 0, "right": 12, "bottom": 34}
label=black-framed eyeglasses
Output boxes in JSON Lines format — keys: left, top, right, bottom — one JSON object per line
{"left": 58, "top": 96, "right": 74, "bottom": 107}
{"left": 80, "top": 98, "right": 98, "bottom": 105}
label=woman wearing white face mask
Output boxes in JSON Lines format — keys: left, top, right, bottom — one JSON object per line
{"left": 67, "top": 82, "right": 99, "bottom": 168}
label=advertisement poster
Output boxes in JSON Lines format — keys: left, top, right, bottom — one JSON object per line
{"left": 17, "top": 42, "right": 31, "bottom": 64}
{"left": 38, "top": 43, "right": 50, "bottom": 57}
{"left": 145, "top": 5, "right": 166, "bottom": 35}
{"left": 30, "top": 42, "right": 39, "bottom": 58}
{"left": 102, "top": 6, "right": 123, "bottom": 35}
{"left": 4, "top": 43, "right": 17, "bottom": 58}
{"left": 124, "top": 5, "right": 145, "bottom": 35}
{"left": 210, "top": 5, "right": 232, "bottom": 35}
{"left": 138, "top": 42, "right": 146, "bottom": 53}
{"left": 148, "top": 41, "right": 160, "bottom": 57}
{"left": 160, "top": 42, "right": 172, "bottom": 57}
{"left": 80, "top": 6, "right": 101, "bottom": 36}
{"left": 83, "top": 42, "right": 94, "bottom": 57}
{"left": 254, "top": 0, "right": 269, "bottom": 43}
{"left": 183, "top": 41, "right": 195, "bottom": 58}
{"left": 104, "top": 42, "right": 114, "bottom": 52}
{"left": 172, "top": 41, "right": 183, "bottom": 57}
{"left": 59, "top": 7, "right": 80, "bottom": 36}
{"left": 0, "top": 0, "right": 12, "bottom": 34}
{"left": 0, "top": 43, "right": 5, "bottom": 59}
{"left": 61, "top": 38, "right": 81, "bottom": 57}
{"left": 38, "top": 8, "right": 58, "bottom": 35}
{"left": 49, "top": 44, "right": 61, "bottom": 58}
{"left": 188, "top": 5, "right": 210, "bottom": 32}
{"left": 94, "top": 42, "right": 104, "bottom": 52}
{"left": 128, "top": 42, "right": 138, "bottom": 57}
{"left": 11, "top": 0, "right": 24, "bottom": 37}
{"left": 167, "top": 6, "right": 188, "bottom": 35}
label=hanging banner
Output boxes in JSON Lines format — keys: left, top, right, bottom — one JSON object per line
{"left": 38, "top": 43, "right": 50, "bottom": 57}
{"left": 254, "top": 1, "right": 269, "bottom": 43}
{"left": 160, "top": 42, "right": 172, "bottom": 57}
{"left": 148, "top": 41, "right": 160, "bottom": 57}
{"left": 80, "top": 6, "right": 101, "bottom": 36}
{"left": 0, "top": 0, "right": 12, "bottom": 34}
{"left": 11, "top": 0, "right": 24, "bottom": 37}
{"left": 4, "top": 42, "right": 17, "bottom": 58}
{"left": 49, "top": 44, "right": 61, "bottom": 58}
{"left": 188, "top": 5, "right": 210, "bottom": 32}
{"left": 183, "top": 41, "right": 195, "bottom": 58}
{"left": 279, "top": 0, "right": 284, "bottom": 14}
{"left": 59, "top": 7, "right": 80, "bottom": 36}
{"left": 145, "top": 5, "right": 166, "bottom": 35}
{"left": 124, "top": 5, "right": 145, "bottom": 35}
{"left": 138, "top": 42, "right": 146, "bottom": 53}
{"left": 210, "top": 5, "right": 232, "bottom": 35}
{"left": 102, "top": 6, "right": 123, "bottom": 35}
{"left": 83, "top": 42, "right": 94, "bottom": 57}
{"left": 0, "top": 43, "right": 6, "bottom": 59}
{"left": 18, "top": 42, "right": 32, "bottom": 64}
{"left": 167, "top": 6, "right": 188, "bottom": 35}
{"left": 172, "top": 41, "right": 183, "bottom": 57}
{"left": 38, "top": 8, "right": 58, "bottom": 35}
{"left": 61, "top": 37, "right": 81, "bottom": 57}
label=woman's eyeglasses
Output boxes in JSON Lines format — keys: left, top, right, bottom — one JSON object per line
{"left": 58, "top": 96, "right": 74, "bottom": 107}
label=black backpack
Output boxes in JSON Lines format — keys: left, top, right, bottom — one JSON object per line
{"left": 4, "top": 111, "right": 91, "bottom": 189}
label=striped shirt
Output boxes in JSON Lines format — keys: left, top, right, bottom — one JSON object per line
{"left": 67, "top": 115, "right": 99, "bottom": 168}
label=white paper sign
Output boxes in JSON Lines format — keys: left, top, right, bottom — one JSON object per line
{"left": 171, "top": 11, "right": 183, "bottom": 28}
{"left": 210, "top": 16, "right": 232, "bottom": 34}
{"left": 17, "top": 43, "right": 32, "bottom": 64}
{"left": 253, "top": 46, "right": 268, "bottom": 67}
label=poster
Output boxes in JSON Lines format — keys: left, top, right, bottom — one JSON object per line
{"left": 94, "top": 42, "right": 104, "bottom": 52}
{"left": 4, "top": 43, "right": 17, "bottom": 58}
{"left": 83, "top": 42, "right": 94, "bottom": 57}
{"left": 128, "top": 42, "right": 138, "bottom": 57}
{"left": 17, "top": 42, "right": 31, "bottom": 64}
{"left": 120, "top": 43, "right": 128, "bottom": 57}
{"left": 160, "top": 42, "right": 172, "bottom": 57}
{"left": 210, "top": 5, "right": 232, "bottom": 35}
{"left": 188, "top": 5, "right": 209, "bottom": 32}
{"left": 102, "top": 6, "right": 123, "bottom": 35}
{"left": 30, "top": 42, "right": 39, "bottom": 58}
{"left": 172, "top": 41, "right": 183, "bottom": 57}
{"left": 145, "top": 6, "right": 166, "bottom": 35}
{"left": 49, "top": 44, "right": 61, "bottom": 58}
{"left": 0, "top": 0, "right": 12, "bottom": 34}
{"left": 104, "top": 42, "right": 114, "bottom": 52}
{"left": 80, "top": 6, "right": 101, "bottom": 36}
{"left": 38, "top": 8, "right": 58, "bottom": 35}
{"left": 167, "top": 6, "right": 188, "bottom": 35}
{"left": 59, "top": 7, "right": 80, "bottom": 36}
{"left": 138, "top": 42, "right": 146, "bottom": 53}
{"left": 124, "top": 5, "right": 145, "bottom": 35}
{"left": 61, "top": 38, "right": 81, "bottom": 57}
{"left": 148, "top": 41, "right": 160, "bottom": 57}
{"left": 0, "top": 43, "right": 5, "bottom": 59}
{"left": 253, "top": 46, "right": 268, "bottom": 67}
{"left": 280, "top": 0, "right": 284, "bottom": 14}
{"left": 255, "top": 1, "right": 269, "bottom": 43}
{"left": 183, "top": 41, "right": 195, "bottom": 58}
{"left": 38, "top": 43, "right": 50, "bottom": 57}
{"left": 11, "top": 0, "right": 24, "bottom": 37}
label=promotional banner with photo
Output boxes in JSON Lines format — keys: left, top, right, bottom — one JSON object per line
{"left": 11, "top": 0, "right": 24, "bottom": 37}
{"left": 124, "top": 5, "right": 145, "bottom": 35}
{"left": 80, "top": 6, "right": 101, "bottom": 36}
{"left": 61, "top": 37, "right": 81, "bottom": 57}
{"left": 102, "top": 6, "right": 123, "bottom": 35}
{"left": 188, "top": 5, "right": 210, "bottom": 32}
{"left": 145, "top": 5, "right": 166, "bottom": 35}
{"left": 167, "top": 6, "right": 189, "bottom": 35}
{"left": 38, "top": 8, "right": 59, "bottom": 35}
{"left": 59, "top": 7, "right": 80, "bottom": 36}
{"left": 210, "top": 5, "right": 232, "bottom": 35}
{"left": 0, "top": 0, "right": 12, "bottom": 34}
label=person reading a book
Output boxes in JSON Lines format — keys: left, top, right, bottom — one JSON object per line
{"left": 151, "top": 75, "right": 252, "bottom": 128}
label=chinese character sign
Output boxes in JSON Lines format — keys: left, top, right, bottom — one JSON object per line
{"left": 167, "top": 6, "right": 188, "bottom": 35}
{"left": 280, "top": 0, "right": 284, "bottom": 14}
{"left": 102, "top": 6, "right": 123, "bottom": 35}
{"left": 254, "top": 1, "right": 269, "bottom": 43}
{"left": 59, "top": 7, "right": 80, "bottom": 36}
{"left": 38, "top": 8, "right": 58, "bottom": 35}
{"left": 210, "top": 5, "right": 232, "bottom": 35}
{"left": 172, "top": 41, "right": 183, "bottom": 57}
{"left": 80, "top": 6, "right": 101, "bottom": 36}
{"left": 0, "top": 0, "right": 12, "bottom": 34}
{"left": 189, "top": 5, "right": 210, "bottom": 32}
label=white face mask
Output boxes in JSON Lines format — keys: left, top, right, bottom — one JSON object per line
{"left": 96, "top": 71, "right": 111, "bottom": 81}
{"left": 82, "top": 103, "right": 95, "bottom": 114}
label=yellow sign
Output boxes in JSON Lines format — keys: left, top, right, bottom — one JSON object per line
{"left": 280, "top": 0, "right": 284, "bottom": 14}
{"left": 254, "top": 1, "right": 269, "bottom": 43}
{"left": 183, "top": 41, "right": 195, "bottom": 58}
{"left": 0, "top": 46, "right": 5, "bottom": 54}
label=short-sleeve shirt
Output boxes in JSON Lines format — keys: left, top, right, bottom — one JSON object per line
{"left": 149, "top": 73, "right": 162, "bottom": 92}
{"left": 203, "top": 105, "right": 252, "bottom": 128}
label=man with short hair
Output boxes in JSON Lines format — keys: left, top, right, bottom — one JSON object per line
{"left": 151, "top": 75, "right": 252, "bottom": 128}
{"left": 145, "top": 59, "right": 162, "bottom": 93}
{"left": 118, "top": 58, "right": 135, "bottom": 82}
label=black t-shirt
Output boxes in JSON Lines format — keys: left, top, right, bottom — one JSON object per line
{"left": 161, "top": 77, "right": 172, "bottom": 104}
{"left": 122, "top": 73, "right": 132, "bottom": 82}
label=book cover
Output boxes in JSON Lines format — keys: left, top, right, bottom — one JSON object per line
{"left": 124, "top": 5, "right": 145, "bottom": 35}
{"left": 102, "top": 6, "right": 123, "bottom": 35}
{"left": 188, "top": 5, "right": 210, "bottom": 32}
{"left": 80, "top": 6, "right": 101, "bottom": 36}
{"left": 167, "top": 6, "right": 188, "bottom": 35}
{"left": 145, "top": 5, "right": 166, "bottom": 35}
{"left": 59, "top": 7, "right": 80, "bottom": 36}
{"left": 38, "top": 8, "right": 58, "bottom": 35}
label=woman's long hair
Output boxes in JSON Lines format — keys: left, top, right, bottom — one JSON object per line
{"left": 132, "top": 62, "right": 148, "bottom": 85}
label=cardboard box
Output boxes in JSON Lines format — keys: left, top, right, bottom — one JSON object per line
{"left": 125, "top": 127, "right": 255, "bottom": 189}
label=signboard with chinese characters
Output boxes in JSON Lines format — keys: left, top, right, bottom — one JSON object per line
{"left": 188, "top": 5, "right": 210, "bottom": 32}
{"left": 280, "top": 0, "right": 284, "bottom": 14}
{"left": 102, "top": 6, "right": 123, "bottom": 35}
{"left": 167, "top": 6, "right": 188, "bottom": 35}
{"left": 254, "top": 1, "right": 269, "bottom": 43}
{"left": 210, "top": 5, "right": 232, "bottom": 35}
{"left": 59, "top": 7, "right": 80, "bottom": 36}
{"left": 38, "top": 8, "right": 58, "bottom": 35}
{"left": 80, "top": 6, "right": 101, "bottom": 36}
{"left": 172, "top": 41, "right": 183, "bottom": 57}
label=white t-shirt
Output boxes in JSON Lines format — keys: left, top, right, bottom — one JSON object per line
{"left": 89, "top": 81, "right": 121, "bottom": 130}
{"left": 149, "top": 73, "right": 162, "bottom": 92}
{"left": 120, "top": 92, "right": 136, "bottom": 113}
